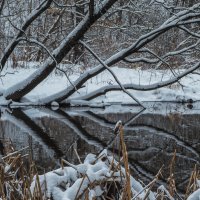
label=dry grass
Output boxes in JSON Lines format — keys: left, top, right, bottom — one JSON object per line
{"left": 0, "top": 139, "right": 39, "bottom": 200}
{"left": 184, "top": 165, "right": 199, "bottom": 200}
{"left": 0, "top": 125, "right": 199, "bottom": 200}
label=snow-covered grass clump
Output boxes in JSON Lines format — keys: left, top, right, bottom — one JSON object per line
{"left": 30, "top": 149, "right": 155, "bottom": 200}
{"left": 29, "top": 149, "right": 200, "bottom": 200}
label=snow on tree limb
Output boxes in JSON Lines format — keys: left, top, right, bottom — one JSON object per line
{"left": 2, "top": 2, "right": 200, "bottom": 105}
{"left": 39, "top": 3, "right": 200, "bottom": 104}
{"left": 3, "top": 0, "right": 118, "bottom": 101}
{"left": 80, "top": 40, "right": 145, "bottom": 107}
{"left": 70, "top": 62, "right": 200, "bottom": 101}
{"left": 124, "top": 39, "right": 200, "bottom": 69}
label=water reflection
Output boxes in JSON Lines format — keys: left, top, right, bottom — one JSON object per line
{"left": 0, "top": 102, "right": 199, "bottom": 193}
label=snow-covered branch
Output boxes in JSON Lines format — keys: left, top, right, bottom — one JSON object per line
{"left": 80, "top": 40, "right": 145, "bottom": 107}
{"left": 2, "top": 1, "right": 200, "bottom": 105}
{"left": 123, "top": 57, "right": 158, "bottom": 64}
{"left": 179, "top": 26, "right": 200, "bottom": 39}
{"left": 70, "top": 62, "right": 200, "bottom": 101}
{"left": 124, "top": 39, "right": 200, "bottom": 67}
{"left": 3, "top": 0, "right": 118, "bottom": 102}
{"left": 40, "top": 3, "right": 200, "bottom": 104}
{"left": 53, "top": 0, "right": 89, "bottom": 8}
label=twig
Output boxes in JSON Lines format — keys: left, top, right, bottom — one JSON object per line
{"left": 132, "top": 166, "right": 163, "bottom": 200}
{"left": 80, "top": 40, "right": 145, "bottom": 108}
{"left": 2, "top": 146, "right": 29, "bottom": 160}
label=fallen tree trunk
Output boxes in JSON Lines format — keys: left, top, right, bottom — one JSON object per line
{"left": 3, "top": 0, "right": 118, "bottom": 101}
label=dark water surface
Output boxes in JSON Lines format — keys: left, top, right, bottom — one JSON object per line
{"left": 0, "top": 102, "right": 200, "bottom": 194}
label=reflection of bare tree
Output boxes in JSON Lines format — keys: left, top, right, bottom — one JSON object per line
{"left": 128, "top": 157, "right": 172, "bottom": 192}
{"left": 58, "top": 109, "right": 109, "bottom": 149}
{"left": 56, "top": 110, "right": 165, "bottom": 185}
{"left": 64, "top": 108, "right": 199, "bottom": 193}
{"left": 55, "top": 109, "right": 168, "bottom": 189}
{"left": 75, "top": 111, "right": 115, "bottom": 128}
{"left": 65, "top": 109, "right": 200, "bottom": 174}
{"left": 2, "top": 108, "right": 63, "bottom": 157}
{"left": 1, "top": 106, "right": 199, "bottom": 195}
{"left": 81, "top": 108, "right": 145, "bottom": 127}
{"left": 69, "top": 110, "right": 199, "bottom": 160}
{"left": 39, "top": 108, "right": 107, "bottom": 150}
{"left": 128, "top": 124, "right": 200, "bottom": 159}
{"left": 75, "top": 112, "right": 179, "bottom": 192}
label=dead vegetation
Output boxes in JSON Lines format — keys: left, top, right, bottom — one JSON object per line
{"left": 0, "top": 124, "right": 199, "bottom": 200}
{"left": 0, "top": 138, "right": 36, "bottom": 199}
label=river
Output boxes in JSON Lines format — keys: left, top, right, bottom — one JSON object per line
{"left": 0, "top": 102, "right": 199, "bottom": 194}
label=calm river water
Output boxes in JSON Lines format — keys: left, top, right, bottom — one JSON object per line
{"left": 0, "top": 102, "right": 199, "bottom": 194}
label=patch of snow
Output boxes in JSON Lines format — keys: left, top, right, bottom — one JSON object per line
{"left": 0, "top": 96, "right": 11, "bottom": 106}
{"left": 4, "top": 164, "right": 11, "bottom": 173}
{"left": 1, "top": 65, "right": 200, "bottom": 104}
{"left": 31, "top": 150, "right": 156, "bottom": 200}
{"left": 51, "top": 101, "right": 59, "bottom": 110}
{"left": 187, "top": 188, "right": 200, "bottom": 200}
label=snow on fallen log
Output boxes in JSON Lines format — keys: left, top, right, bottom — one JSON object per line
{"left": 67, "top": 99, "right": 111, "bottom": 108}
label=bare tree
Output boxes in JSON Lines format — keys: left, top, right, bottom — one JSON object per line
{"left": 3, "top": 0, "right": 118, "bottom": 101}
{"left": 0, "top": 0, "right": 54, "bottom": 70}
{"left": 1, "top": 0, "right": 200, "bottom": 107}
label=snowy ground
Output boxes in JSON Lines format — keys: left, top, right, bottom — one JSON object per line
{"left": 1, "top": 64, "right": 200, "bottom": 104}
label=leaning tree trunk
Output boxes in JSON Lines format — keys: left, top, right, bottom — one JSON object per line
{"left": 38, "top": 3, "right": 200, "bottom": 104}
{"left": 4, "top": 0, "right": 118, "bottom": 102}
{"left": 72, "top": 0, "right": 85, "bottom": 64}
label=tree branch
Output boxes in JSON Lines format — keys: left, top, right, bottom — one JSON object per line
{"left": 36, "top": 8, "right": 66, "bottom": 61}
{"left": 4, "top": 0, "right": 118, "bottom": 102}
{"left": 70, "top": 62, "right": 200, "bottom": 101}
{"left": 179, "top": 26, "right": 200, "bottom": 39}
{"left": 89, "top": 0, "right": 94, "bottom": 17}
{"left": 80, "top": 40, "right": 145, "bottom": 107}
{"left": 39, "top": 3, "right": 200, "bottom": 104}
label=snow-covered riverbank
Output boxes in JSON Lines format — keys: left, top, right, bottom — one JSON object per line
{"left": 1, "top": 65, "right": 200, "bottom": 105}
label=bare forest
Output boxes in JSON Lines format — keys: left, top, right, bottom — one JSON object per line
{"left": 0, "top": 0, "right": 200, "bottom": 107}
